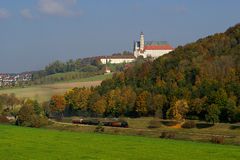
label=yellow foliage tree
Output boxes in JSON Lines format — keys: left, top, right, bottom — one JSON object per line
{"left": 135, "top": 91, "right": 151, "bottom": 116}
{"left": 92, "top": 97, "right": 106, "bottom": 114}
{"left": 167, "top": 99, "right": 189, "bottom": 121}
{"left": 65, "top": 87, "right": 92, "bottom": 111}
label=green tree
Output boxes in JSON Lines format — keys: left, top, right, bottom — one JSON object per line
{"left": 152, "top": 94, "right": 167, "bottom": 118}
{"left": 205, "top": 104, "right": 220, "bottom": 124}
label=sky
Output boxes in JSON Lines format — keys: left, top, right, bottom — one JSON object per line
{"left": 0, "top": 0, "right": 240, "bottom": 73}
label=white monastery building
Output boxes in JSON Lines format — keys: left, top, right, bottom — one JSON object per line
{"left": 100, "top": 32, "right": 174, "bottom": 64}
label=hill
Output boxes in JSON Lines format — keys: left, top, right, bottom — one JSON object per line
{"left": 93, "top": 24, "right": 240, "bottom": 121}
{"left": 0, "top": 124, "right": 240, "bottom": 160}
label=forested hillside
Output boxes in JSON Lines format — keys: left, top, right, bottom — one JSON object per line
{"left": 93, "top": 24, "right": 240, "bottom": 122}
{"left": 31, "top": 51, "right": 131, "bottom": 84}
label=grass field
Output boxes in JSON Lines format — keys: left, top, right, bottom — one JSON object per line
{"left": 0, "top": 124, "right": 240, "bottom": 160}
{"left": 0, "top": 74, "right": 112, "bottom": 102}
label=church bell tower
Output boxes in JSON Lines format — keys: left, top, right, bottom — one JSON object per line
{"left": 140, "top": 32, "right": 144, "bottom": 52}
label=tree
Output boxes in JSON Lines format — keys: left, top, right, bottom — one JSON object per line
{"left": 167, "top": 99, "right": 189, "bottom": 121}
{"left": 104, "top": 89, "right": 122, "bottom": 117}
{"left": 33, "top": 100, "right": 42, "bottom": 115}
{"left": 120, "top": 86, "right": 137, "bottom": 116}
{"left": 16, "top": 102, "right": 35, "bottom": 126}
{"left": 65, "top": 88, "right": 92, "bottom": 111}
{"left": 205, "top": 104, "right": 220, "bottom": 124}
{"left": 16, "top": 99, "right": 47, "bottom": 128}
{"left": 135, "top": 91, "right": 151, "bottom": 116}
{"left": 49, "top": 95, "right": 66, "bottom": 118}
{"left": 92, "top": 97, "right": 106, "bottom": 115}
{"left": 152, "top": 94, "right": 167, "bottom": 118}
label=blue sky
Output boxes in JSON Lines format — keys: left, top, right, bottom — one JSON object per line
{"left": 0, "top": 0, "right": 240, "bottom": 73}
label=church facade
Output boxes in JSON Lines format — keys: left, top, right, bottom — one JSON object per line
{"left": 99, "top": 32, "right": 174, "bottom": 64}
{"left": 133, "top": 32, "right": 174, "bottom": 58}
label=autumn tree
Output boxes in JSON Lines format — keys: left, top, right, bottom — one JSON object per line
{"left": 92, "top": 97, "right": 106, "bottom": 115}
{"left": 152, "top": 94, "right": 167, "bottom": 118}
{"left": 16, "top": 99, "right": 47, "bottom": 128}
{"left": 49, "top": 95, "right": 66, "bottom": 118}
{"left": 135, "top": 91, "right": 151, "bottom": 116}
{"left": 64, "top": 87, "right": 92, "bottom": 111}
{"left": 167, "top": 99, "right": 189, "bottom": 121}
{"left": 120, "top": 86, "right": 137, "bottom": 116}
{"left": 104, "top": 88, "right": 122, "bottom": 117}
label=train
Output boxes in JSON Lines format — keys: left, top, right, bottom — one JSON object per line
{"left": 72, "top": 118, "right": 128, "bottom": 128}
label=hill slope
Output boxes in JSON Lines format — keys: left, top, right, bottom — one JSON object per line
{"left": 97, "top": 24, "right": 240, "bottom": 121}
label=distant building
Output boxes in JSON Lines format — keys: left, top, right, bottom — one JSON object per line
{"left": 104, "top": 66, "right": 111, "bottom": 74}
{"left": 133, "top": 32, "right": 174, "bottom": 58}
{"left": 99, "top": 55, "right": 136, "bottom": 64}
{"left": 99, "top": 32, "right": 174, "bottom": 64}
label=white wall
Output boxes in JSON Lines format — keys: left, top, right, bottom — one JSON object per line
{"left": 100, "top": 58, "right": 135, "bottom": 64}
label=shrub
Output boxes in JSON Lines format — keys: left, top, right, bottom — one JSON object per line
{"left": 181, "top": 121, "right": 196, "bottom": 129}
{"left": 94, "top": 125, "right": 104, "bottom": 133}
{"left": 230, "top": 124, "right": 240, "bottom": 130}
{"left": 161, "top": 120, "right": 179, "bottom": 126}
{"left": 160, "top": 132, "right": 176, "bottom": 139}
{"left": 196, "top": 122, "right": 214, "bottom": 129}
{"left": 210, "top": 136, "right": 224, "bottom": 144}
{"left": 0, "top": 115, "right": 10, "bottom": 124}
{"left": 16, "top": 103, "right": 48, "bottom": 128}
{"left": 148, "top": 120, "right": 162, "bottom": 128}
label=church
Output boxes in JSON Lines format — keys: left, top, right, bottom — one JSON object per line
{"left": 99, "top": 32, "right": 174, "bottom": 64}
{"left": 133, "top": 32, "right": 174, "bottom": 58}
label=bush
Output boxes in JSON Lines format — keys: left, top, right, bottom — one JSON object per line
{"left": 16, "top": 103, "right": 48, "bottom": 128}
{"left": 161, "top": 120, "right": 179, "bottom": 126}
{"left": 148, "top": 120, "right": 162, "bottom": 128}
{"left": 210, "top": 136, "right": 224, "bottom": 144}
{"left": 0, "top": 115, "right": 10, "bottom": 124}
{"left": 16, "top": 115, "right": 48, "bottom": 128}
{"left": 230, "top": 124, "right": 240, "bottom": 130}
{"left": 196, "top": 122, "right": 214, "bottom": 129}
{"left": 181, "top": 121, "right": 196, "bottom": 129}
{"left": 160, "top": 132, "right": 176, "bottom": 139}
{"left": 94, "top": 125, "right": 104, "bottom": 133}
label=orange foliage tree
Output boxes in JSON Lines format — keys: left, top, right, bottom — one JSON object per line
{"left": 49, "top": 95, "right": 66, "bottom": 117}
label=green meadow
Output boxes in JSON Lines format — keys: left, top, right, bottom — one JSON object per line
{"left": 0, "top": 124, "right": 240, "bottom": 160}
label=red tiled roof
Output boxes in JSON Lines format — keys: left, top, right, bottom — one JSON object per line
{"left": 144, "top": 45, "right": 174, "bottom": 50}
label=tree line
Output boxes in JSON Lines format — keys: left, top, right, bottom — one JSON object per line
{"left": 32, "top": 51, "right": 132, "bottom": 83}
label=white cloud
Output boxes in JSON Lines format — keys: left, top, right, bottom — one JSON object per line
{"left": 20, "top": 9, "right": 33, "bottom": 19}
{"left": 38, "top": 0, "right": 80, "bottom": 17}
{"left": 0, "top": 8, "right": 10, "bottom": 19}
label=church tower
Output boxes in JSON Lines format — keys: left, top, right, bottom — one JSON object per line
{"left": 140, "top": 32, "right": 144, "bottom": 52}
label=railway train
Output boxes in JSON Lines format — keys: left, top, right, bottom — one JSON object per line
{"left": 72, "top": 118, "right": 128, "bottom": 128}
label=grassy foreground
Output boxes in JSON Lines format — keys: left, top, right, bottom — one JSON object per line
{"left": 0, "top": 74, "right": 112, "bottom": 102}
{"left": 0, "top": 125, "right": 240, "bottom": 160}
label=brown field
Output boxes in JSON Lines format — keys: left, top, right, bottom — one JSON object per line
{"left": 0, "top": 81, "right": 101, "bottom": 102}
